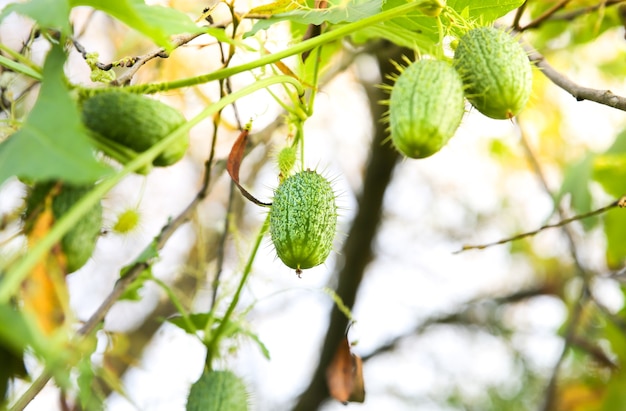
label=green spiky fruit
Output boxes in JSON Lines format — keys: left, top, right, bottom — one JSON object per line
{"left": 453, "top": 26, "right": 533, "bottom": 120}
{"left": 26, "top": 183, "right": 102, "bottom": 273}
{"left": 269, "top": 170, "right": 337, "bottom": 275}
{"left": 186, "top": 370, "right": 249, "bottom": 411}
{"left": 388, "top": 59, "right": 465, "bottom": 159}
{"left": 52, "top": 185, "right": 102, "bottom": 273}
{"left": 82, "top": 91, "right": 188, "bottom": 167}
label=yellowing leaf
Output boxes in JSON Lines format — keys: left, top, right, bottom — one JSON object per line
{"left": 22, "top": 191, "right": 67, "bottom": 335}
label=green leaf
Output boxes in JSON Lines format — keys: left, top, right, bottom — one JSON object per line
{"left": 168, "top": 312, "right": 213, "bottom": 334}
{"left": 447, "top": 0, "right": 524, "bottom": 23}
{"left": 604, "top": 208, "right": 626, "bottom": 268}
{"left": 0, "top": 55, "right": 42, "bottom": 80}
{"left": 0, "top": 45, "right": 111, "bottom": 188}
{"left": 593, "top": 154, "right": 626, "bottom": 198}
{"left": 70, "top": 0, "right": 201, "bottom": 49}
{"left": 118, "top": 267, "right": 153, "bottom": 301}
{"left": 352, "top": 0, "right": 524, "bottom": 52}
{"left": 239, "top": 328, "right": 271, "bottom": 360}
{"left": 119, "top": 239, "right": 159, "bottom": 301}
{"left": 247, "top": 0, "right": 384, "bottom": 37}
{"left": 0, "top": 0, "right": 71, "bottom": 35}
{"left": 76, "top": 335, "right": 104, "bottom": 411}
{"left": 558, "top": 154, "right": 595, "bottom": 229}
{"left": 0, "top": 304, "right": 35, "bottom": 355}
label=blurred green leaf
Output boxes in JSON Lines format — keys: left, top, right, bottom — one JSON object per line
{"left": 558, "top": 154, "right": 595, "bottom": 229}
{"left": 76, "top": 335, "right": 104, "bottom": 411}
{"left": 593, "top": 154, "right": 626, "bottom": 198}
{"left": 0, "top": 0, "right": 71, "bottom": 35}
{"left": 0, "top": 45, "right": 110, "bottom": 188}
{"left": 354, "top": 0, "right": 523, "bottom": 52}
{"left": 70, "top": 0, "right": 201, "bottom": 49}
{"left": 447, "top": 0, "right": 524, "bottom": 23}
{"left": 604, "top": 208, "right": 626, "bottom": 268}
{"left": 527, "top": 1, "right": 620, "bottom": 49}
{"left": 169, "top": 312, "right": 213, "bottom": 334}
{"left": 247, "top": 0, "right": 384, "bottom": 37}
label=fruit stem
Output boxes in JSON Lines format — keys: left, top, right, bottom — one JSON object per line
{"left": 79, "top": 1, "right": 431, "bottom": 97}
{"left": 204, "top": 215, "right": 270, "bottom": 369}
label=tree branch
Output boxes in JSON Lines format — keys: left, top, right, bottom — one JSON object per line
{"left": 455, "top": 196, "right": 624, "bottom": 253}
{"left": 528, "top": 48, "right": 626, "bottom": 111}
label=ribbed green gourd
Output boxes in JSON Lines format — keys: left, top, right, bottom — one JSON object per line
{"left": 82, "top": 91, "right": 188, "bottom": 166}
{"left": 453, "top": 26, "right": 533, "bottom": 120}
{"left": 269, "top": 170, "right": 337, "bottom": 275}
{"left": 388, "top": 59, "right": 465, "bottom": 159}
{"left": 186, "top": 370, "right": 249, "bottom": 411}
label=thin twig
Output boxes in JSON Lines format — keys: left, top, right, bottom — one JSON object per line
{"left": 518, "top": 0, "right": 572, "bottom": 31}
{"left": 523, "top": 0, "right": 626, "bottom": 29}
{"left": 361, "top": 285, "right": 554, "bottom": 362}
{"left": 517, "top": 123, "right": 593, "bottom": 411}
{"left": 512, "top": 1, "right": 528, "bottom": 31}
{"left": 110, "top": 31, "right": 210, "bottom": 86}
{"left": 455, "top": 197, "right": 624, "bottom": 253}
{"left": 539, "top": 293, "right": 587, "bottom": 411}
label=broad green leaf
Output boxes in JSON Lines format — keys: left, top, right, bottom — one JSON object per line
{"left": 354, "top": 0, "right": 524, "bottom": 52}
{"left": 604, "top": 208, "right": 626, "bottom": 268}
{"left": 593, "top": 154, "right": 626, "bottom": 198}
{"left": 70, "top": 0, "right": 202, "bottom": 49}
{"left": 246, "top": 0, "right": 384, "bottom": 37}
{"left": 0, "top": 0, "right": 71, "bottom": 35}
{"left": 447, "top": 0, "right": 524, "bottom": 23}
{"left": 0, "top": 45, "right": 110, "bottom": 188}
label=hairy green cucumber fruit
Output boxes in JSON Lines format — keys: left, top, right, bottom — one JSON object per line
{"left": 52, "top": 185, "right": 102, "bottom": 273}
{"left": 388, "top": 59, "right": 465, "bottom": 159}
{"left": 26, "top": 183, "right": 102, "bottom": 273}
{"left": 186, "top": 370, "right": 249, "bottom": 411}
{"left": 453, "top": 27, "right": 532, "bottom": 120}
{"left": 82, "top": 91, "right": 188, "bottom": 166}
{"left": 269, "top": 170, "right": 337, "bottom": 275}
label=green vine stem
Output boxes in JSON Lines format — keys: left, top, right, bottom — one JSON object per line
{"left": 0, "top": 75, "right": 303, "bottom": 303}
{"left": 101, "top": 1, "right": 430, "bottom": 96}
{"left": 204, "top": 214, "right": 270, "bottom": 369}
